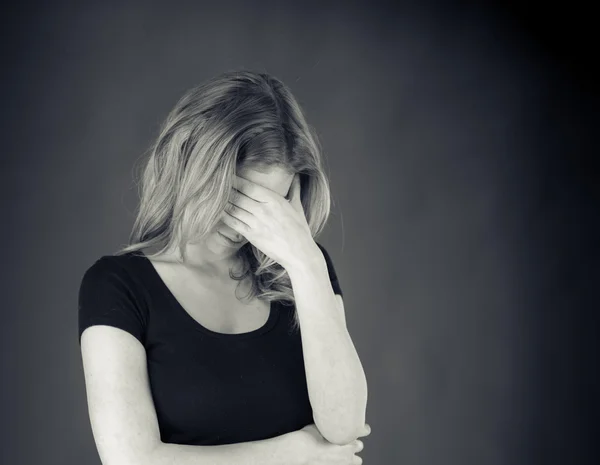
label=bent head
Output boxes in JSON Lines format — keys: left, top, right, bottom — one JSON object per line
{"left": 127, "top": 70, "right": 332, "bottom": 262}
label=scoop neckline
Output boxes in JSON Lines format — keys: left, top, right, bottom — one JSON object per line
{"left": 133, "top": 251, "right": 280, "bottom": 340}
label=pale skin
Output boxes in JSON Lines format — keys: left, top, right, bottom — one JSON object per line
{"left": 80, "top": 165, "right": 370, "bottom": 464}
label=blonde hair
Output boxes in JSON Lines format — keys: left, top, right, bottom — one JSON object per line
{"left": 116, "top": 70, "right": 333, "bottom": 333}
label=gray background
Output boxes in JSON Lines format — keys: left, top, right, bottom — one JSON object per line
{"left": 2, "top": 1, "right": 598, "bottom": 464}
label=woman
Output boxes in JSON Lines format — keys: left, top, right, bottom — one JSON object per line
{"left": 78, "top": 70, "right": 370, "bottom": 464}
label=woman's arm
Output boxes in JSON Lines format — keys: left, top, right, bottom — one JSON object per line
{"left": 285, "top": 247, "right": 369, "bottom": 445}
{"left": 149, "top": 422, "right": 369, "bottom": 465}
{"left": 80, "top": 326, "right": 306, "bottom": 465}
{"left": 147, "top": 432, "right": 301, "bottom": 465}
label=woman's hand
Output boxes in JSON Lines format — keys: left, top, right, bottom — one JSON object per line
{"left": 293, "top": 422, "right": 371, "bottom": 464}
{"left": 221, "top": 173, "right": 316, "bottom": 270}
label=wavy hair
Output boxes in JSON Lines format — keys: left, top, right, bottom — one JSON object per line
{"left": 115, "top": 70, "right": 333, "bottom": 333}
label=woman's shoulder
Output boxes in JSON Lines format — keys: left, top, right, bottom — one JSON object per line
{"left": 78, "top": 250, "right": 150, "bottom": 346}
{"left": 81, "top": 250, "right": 147, "bottom": 284}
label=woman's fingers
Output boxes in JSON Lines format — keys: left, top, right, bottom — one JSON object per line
{"left": 358, "top": 423, "right": 371, "bottom": 437}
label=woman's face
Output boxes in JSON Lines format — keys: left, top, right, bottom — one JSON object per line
{"left": 212, "top": 165, "right": 295, "bottom": 250}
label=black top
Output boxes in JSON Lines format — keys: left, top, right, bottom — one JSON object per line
{"left": 78, "top": 242, "right": 343, "bottom": 445}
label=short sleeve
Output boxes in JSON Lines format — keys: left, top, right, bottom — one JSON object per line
{"left": 78, "top": 256, "right": 147, "bottom": 346}
{"left": 315, "top": 242, "right": 343, "bottom": 297}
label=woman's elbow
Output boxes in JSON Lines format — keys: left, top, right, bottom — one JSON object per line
{"left": 314, "top": 421, "right": 364, "bottom": 445}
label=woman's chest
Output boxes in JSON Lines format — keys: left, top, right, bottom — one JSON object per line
{"left": 155, "top": 264, "right": 271, "bottom": 335}
{"left": 176, "top": 287, "right": 271, "bottom": 334}
{"left": 144, "top": 326, "right": 314, "bottom": 444}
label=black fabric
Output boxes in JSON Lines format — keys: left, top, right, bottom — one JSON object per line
{"left": 78, "top": 242, "right": 343, "bottom": 445}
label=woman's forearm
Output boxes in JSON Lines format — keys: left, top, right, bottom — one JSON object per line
{"left": 286, "top": 251, "right": 368, "bottom": 445}
{"left": 145, "top": 430, "right": 302, "bottom": 465}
